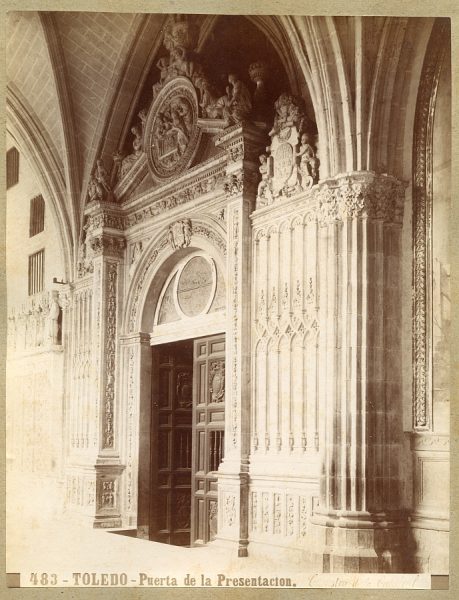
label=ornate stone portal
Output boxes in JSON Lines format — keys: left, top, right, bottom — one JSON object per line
{"left": 63, "top": 14, "right": 415, "bottom": 573}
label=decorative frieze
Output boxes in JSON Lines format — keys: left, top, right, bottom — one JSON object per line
{"left": 123, "top": 164, "right": 225, "bottom": 229}
{"left": 88, "top": 211, "right": 125, "bottom": 231}
{"left": 7, "top": 290, "right": 62, "bottom": 352}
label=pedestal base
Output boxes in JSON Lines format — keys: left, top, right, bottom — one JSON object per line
{"left": 310, "top": 512, "right": 413, "bottom": 573}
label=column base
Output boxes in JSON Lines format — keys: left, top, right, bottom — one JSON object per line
{"left": 215, "top": 467, "right": 250, "bottom": 557}
{"left": 64, "top": 462, "right": 125, "bottom": 529}
{"left": 310, "top": 511, "right": 414, "bottom": 573}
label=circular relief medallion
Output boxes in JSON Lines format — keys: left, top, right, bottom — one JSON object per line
{"left": 177, "top": 256, "right": 215, "bottom": 317}
{"left": 144, "top": 77, "right": 201, "bottom": 183}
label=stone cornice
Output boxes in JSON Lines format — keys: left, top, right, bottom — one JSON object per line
{"left": 122, "top": 153, "right": 227, "bottom": 229}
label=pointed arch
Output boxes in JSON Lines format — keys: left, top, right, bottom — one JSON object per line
{"left": 7, "top": 84, "right": 74, "bottom": 280}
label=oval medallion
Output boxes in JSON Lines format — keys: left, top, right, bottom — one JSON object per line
{"left": 177, "top": 256, "right": 214, "bottom": 317}
{"left": 144, "top": 77, "right": 201, "bottom": 183}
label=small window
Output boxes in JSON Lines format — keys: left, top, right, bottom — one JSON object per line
{"left": 28, "top": 249, "right": 45, "bottom": 296}
{"left": 30, "top": 195, "right": 45, "bottom": 237}
{"left": 6, "top": 147, "right": 20, "bottom": 189}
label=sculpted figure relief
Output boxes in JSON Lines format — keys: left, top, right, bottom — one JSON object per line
{"left": 296, "top": 133, "right": 319, "bottom": 189}
{"left": 119, "top": 125, "right": 143, "bottom": 180}
{"left": 154, "top": 96, "right": 194, "bottom": 168}
{"left": 87, "top": 158, "right": 113, "bottom": 203}
{"left": 209, "top": 73, "right": 252, "bottom": 124}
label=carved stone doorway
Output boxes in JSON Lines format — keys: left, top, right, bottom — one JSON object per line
{"left": 149, "top": 334, "right": 225, "bottom": 547}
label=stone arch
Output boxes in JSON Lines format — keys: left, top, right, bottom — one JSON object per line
{"left": 124, "top": 217, "right": 227, "bottom": 335}
{"left": 6, "top": 84, "right": 74, "bottom": 280}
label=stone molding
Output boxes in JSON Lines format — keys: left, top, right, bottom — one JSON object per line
{"left": 412, "top": 19, "right": 449, "bottom": 431}
{"left": 123, "top": 159, "right": 226, "bottom": 229}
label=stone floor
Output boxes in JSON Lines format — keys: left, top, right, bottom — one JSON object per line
{"left": 6, "top": 476, "right": 432, "bottom": 590}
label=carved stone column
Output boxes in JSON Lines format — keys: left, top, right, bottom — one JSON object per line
{"left": 215, "top": 124, "right": 267, "bottom": 556}
{"left": 63, "top": 200, "right": 127, "bottom": 528}
{"left": 90, "top": 223, "right": 126, "bottom": 527}
{"left": 310, "top": 172, "right": 408, "bottom": 572}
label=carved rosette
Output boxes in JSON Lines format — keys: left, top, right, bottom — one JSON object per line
{"left": 315, "top": 172, "right": 406, "bottom": 225}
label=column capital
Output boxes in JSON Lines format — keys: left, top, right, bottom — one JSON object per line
{"left": 315, "top": 171, "right": 407, "bottom": 225}
{"left": 89, "top": 232, "right": 126, "bottom": 260}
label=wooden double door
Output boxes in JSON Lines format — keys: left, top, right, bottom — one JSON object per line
{"left": 150, "top": 334, "right": 225, "bottom": 546}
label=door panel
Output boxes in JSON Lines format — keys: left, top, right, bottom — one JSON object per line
{"left": 150, "top": 341, "right": 193, "bottom": 546}
{"left": 191, "top": 335, "right": 225, "bottom": 545}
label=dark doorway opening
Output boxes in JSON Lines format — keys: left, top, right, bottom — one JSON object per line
{"left": 149, "top": 335, "right": 225, "bottom": 547}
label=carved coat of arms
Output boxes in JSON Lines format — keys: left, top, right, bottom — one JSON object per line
{"left": 168, "top": 218, "right": 192, "bottom": 249}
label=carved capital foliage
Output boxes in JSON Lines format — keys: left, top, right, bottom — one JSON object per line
{"left": 315, "top": 172, "right": 406, "bottom": 225}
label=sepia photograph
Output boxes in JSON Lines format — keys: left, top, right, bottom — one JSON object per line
{"left": 3, "top": 1, "right": 454, "bottom": 592}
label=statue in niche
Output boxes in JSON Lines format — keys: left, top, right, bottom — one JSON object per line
{"left": 296, "top": 132, "right": 319, "bottom": 189}
{"left": 119, "top": 125, "right": 143, "bottom": 180}
{"left": 48, "top": 293, "right": 61, "bottom": 345}
{"left": 77, "top": 220, "right": 94, "bottom": 278}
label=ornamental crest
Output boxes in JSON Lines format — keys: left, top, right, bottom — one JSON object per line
{"left": 144, "top": 77, "right": 201, "bottom": 182}
{"left": 168, "top": 218, "right": 192, "bottom": 249}
{"left": 256, "top": 93, "right": 320, "bottom": 208}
